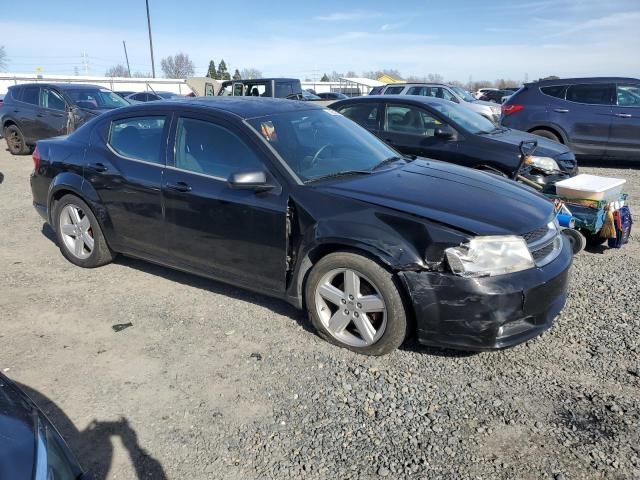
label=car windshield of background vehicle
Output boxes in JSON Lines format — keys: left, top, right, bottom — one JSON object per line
{"left": 451, "top": 86, "right": 476, "bottom": 102}
{"left": 66, "top": 89, "right": 129, "bottom": 109}
{"left": 247, "top": 109, "right": 400, "bottom": 182}
{"left": 617, "top": 84, "right": 640, "bottom": 107}
{"left": 430, "top": 101, "right": 496, "bottom": 134}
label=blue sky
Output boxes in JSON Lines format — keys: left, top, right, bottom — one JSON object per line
{"left": 1, "top": 0, "right": 638, "bottom": 82}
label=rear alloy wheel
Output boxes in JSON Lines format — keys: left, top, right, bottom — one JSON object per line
{"left": 4, "top": 125, "right": 31, "bottom": 155}
{"left": 54, "top": 194, "right": 114, "bottom": 268}
{"left": 306, "top": 252, "right": 407, "bottom": 355}
{"left": 530, "top": 129, "right": 561, "bottom": 143}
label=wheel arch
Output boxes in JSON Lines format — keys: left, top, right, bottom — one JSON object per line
{"left": 527, "top": 124, "right": 568, "bottom": 144}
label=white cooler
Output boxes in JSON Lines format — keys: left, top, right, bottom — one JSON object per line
{"left": 555, "top": 174, "right": 626, "bottom": 202}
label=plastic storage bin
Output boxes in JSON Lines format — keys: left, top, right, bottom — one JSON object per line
{"left": 555, "top": 174, "right": 626, "bottom": 202}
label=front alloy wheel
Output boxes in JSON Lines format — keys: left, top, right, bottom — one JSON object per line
{"left": 315, "top": 268, "right": 387, "bottom": 347}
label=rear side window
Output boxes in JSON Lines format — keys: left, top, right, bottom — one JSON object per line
{"left": 337, "top": 103, "right": 380, "bottom": 130}
{"left": 7, "top": 86, "right": 22, "bottom": 101}
{"left": 566, "top": 84, "right": 613, "bottom": 105}
{"left": 383, "top": 86, "right": 405, "bottom": 95}
{"left": 21, "top": 86, "right": 40, "bottom": 105}
{"left": 109, "top": 116, "right": 166, "bottom": 164}
{"left": 174, "top": 117, "right": 263, "bottom": 178}
{"left": 275, "top": 82, "right": 294, "bottom": 98}
{"left": 540, "top": 85, "right": 567, "bottom": 99}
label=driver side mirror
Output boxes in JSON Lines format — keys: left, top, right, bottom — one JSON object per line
{"left": 434, "top": 126, "right": 457, "bottom": 140}
{"left": 227, "top": 170, "right": 275, "bottom": 192}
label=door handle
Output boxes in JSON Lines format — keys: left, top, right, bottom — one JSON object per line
{"left": 166, "top": 181, "right": 192, "bottom": 192}
{"left": 615, "top": 113, "right": 632, "bottom": 118}
{"left": 88, "top": 162, "right": 108, "bottom": 172}
{"left": 553, "top": 108, "right": 569, "bottom": 113}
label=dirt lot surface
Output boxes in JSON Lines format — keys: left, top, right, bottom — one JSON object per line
{"left": 1, "top": 146, "right": 639, "bottom": 480}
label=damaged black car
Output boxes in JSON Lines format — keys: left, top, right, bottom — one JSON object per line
{"left": 30, "top": 97, "right": 572, "bottom": 355}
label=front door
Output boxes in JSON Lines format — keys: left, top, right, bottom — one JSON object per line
{"left": 608, "top": 83, "right": 640, "bottom": 160}
{"left": 163, "top": 114, "right": 287, "bottom": 293}
{"left": 382, "top": 103, "right": 459, "bottom": 162}
{"left": 39, "top": 88, "right": 69, "bottom": 138}
{"left": 84, "top": 114, "right": 169, "bottom": 257}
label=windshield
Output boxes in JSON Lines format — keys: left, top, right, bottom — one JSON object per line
{"left": 66, "top": 88, "right": 129, "bottom": 109}
{"left": 430, "top": 101, "right": 497, "bottom": 134}
{"left": 247, "top": 109, "right": 400, "bottom": 182}
{"left": 451, "top": 86, "right": 476, "bottom": 102}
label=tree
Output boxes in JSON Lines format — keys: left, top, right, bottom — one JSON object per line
{"left": 132, "top": 71, "right": 151, "bottom": 78}
{"left": 320, "top": 73, "right": 330, "bottom": 82}
{"left": 217, "top": 59, "right": 230, "bottom": 80}
{"left": 362, "top": 69, "right": 402, "bottom": 81}
{"left": 0, "top": 46, "right": 7, "bottom": 71}
{"left": 240, "top": 68, "right": 262, "bottom": 79}
{"left": 345, "top": 71, "right": 357, "bottom": 78}
{"left": 232, "top": 69, "right": 241, "bottom": 80}
{"left": 160, "top": 53, "right": 195, "bottom": 79}
{"left": 207, "top": 60, "right": 217, "bottom": 79}
{"left": 105, "top": 64, "right": 130, "bottom": 77}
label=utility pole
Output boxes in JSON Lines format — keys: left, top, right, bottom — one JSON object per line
{"left": 145, "top": 0, "right": 156, "bottom": 78}
{"left": 122, "top": 40, "right": 131, "bottom": 77}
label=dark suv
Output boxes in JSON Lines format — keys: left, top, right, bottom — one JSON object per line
{"left": 0, "top": 83, "right": 129, "bottom": 155}
{"left": 501, "top": 77, "right": 640, "bottom": 160}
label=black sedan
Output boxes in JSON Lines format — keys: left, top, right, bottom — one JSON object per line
{"left": 330, "top": 95, "right": 578, "bottom": 191}
{"left": 31, "top": 97, "right": 571, "bottom": 354}
{"left": 0, "top": 374, "right": 86, "bottom": 480}
{"left": 317, "top": 92, "right": 349, "bottom": 100}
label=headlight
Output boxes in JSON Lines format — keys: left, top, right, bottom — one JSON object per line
{"left": 526, "top": 156, "right": 559, "bottom": 173}
{"left": 445, "top": 236, "right": 534, "bottom": 277}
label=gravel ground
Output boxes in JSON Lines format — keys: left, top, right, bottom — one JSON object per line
{"left": 1, "top": 147, "right": 639, "bottom": 480}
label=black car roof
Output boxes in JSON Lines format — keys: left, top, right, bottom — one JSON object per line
{"left": 527, "top": 77, "right": 640, "bottom": 86}
{"left": 9, "top": 82, "right": 109, "bottom": 91}
{"left": 332, "top": 94, "right": 455, "bottom": 108}
{"left": 108, "top": 96, "right": 325, "bottom": 119}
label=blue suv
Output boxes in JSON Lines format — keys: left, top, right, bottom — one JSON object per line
{"left": 501, "top": 77, "right": 640, "bottom": 161}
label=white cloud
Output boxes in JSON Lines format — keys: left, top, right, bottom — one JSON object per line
{"left": 314, "top": 11, "right": 381, "bottom": 21}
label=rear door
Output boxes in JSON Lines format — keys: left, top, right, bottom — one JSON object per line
{"left": 382, "top": 103, "right": 459, "bottom": 162}
{"left": 13, "top": 85, "right": 41, "bottom": 143}
{"left": 556, "top": 83, "right": 614, "bottom": 157}
{"left": 85, "top": 113, "right": 170, "bottom": 257}
{"left": 162, "top": 112, "right": 288, "bottom": 292}
{"left": 608, "top": 83, "right": 640, "bottom": 159}
{"left": 39, "top": 87, "right": 69, "bottom": 139}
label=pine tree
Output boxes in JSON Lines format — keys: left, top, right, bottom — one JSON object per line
{"left": 207, "top": 60, "right": 217, "bottom": 79}
{"left": 217, "top": 59, "right": 231, "bottom": 80}
{"left": 232, "top": 69, "right": 241, "bottom": 80}
{"left": 320, "top": 73, "right": 330, "bottom": 82}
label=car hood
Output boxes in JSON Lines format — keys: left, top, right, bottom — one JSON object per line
{"left": 487, "top": 128, "right": 572, "bottom": 159}
{"left": 317, "top": 160, "right": 553, "bottom": 236}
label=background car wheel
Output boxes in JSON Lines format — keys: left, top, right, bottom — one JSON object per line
{"left": 53, "top": 194, "right": 114, "bottom": 268}
{"left": 561, "top": 228, "right": 586, "bottom": 254}
{"left": 305, "top": 251, "right": 407, "bottom": 355}
{"left": 581, "top": 230, "right": 608, "bottom": 248}
{"left": 530, "top": 129, "right": 561, "bottom": 143}
{"left": 4, "top": 125, "right": 31, "bottom": 155}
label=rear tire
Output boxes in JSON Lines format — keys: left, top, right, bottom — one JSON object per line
{"left": 4, "top": 125, "right": 31, "bottom": 155}
{"left": 530, "top": 129, "right": 561, "bottom": 144}
{"left": 53, "top": 194, "right": 114, "bottom": 268}
{"left": 305, "top": 252, "right": 407, "bottom": 355}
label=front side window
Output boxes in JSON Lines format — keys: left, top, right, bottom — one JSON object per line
{"left": 66, "top": 88, "right": 129, "bottom": 109}
{"left": 337, "top": 103, "right": 380, "bottom": 130}
{"left": 383, "top": 86, "right": 405, "bottom": 95}
{"left": 42, "top": 89, "right": 66, "bottom": 111}
{"left": 540, "top": 85, "right": 567, "bottom": 99}
{"left": 384, "top": 105, "right": 442, "bottom": 136}
{"left": 21, "top": 86, "right": 40, "bottom": 105}
{"left": 617, "top": 84, "right": 640, "bottom": 107}
{"left": 109, "top": 116, "right": 166, "bottom": 164}
{"left": 247, "top": 109, "right": 399, "bottom": 182}
{"left": 175, "top": 117, "right": 263, "bottom": 178}
{"left": 566, "top": 84, "right": 613, "bottom": 105}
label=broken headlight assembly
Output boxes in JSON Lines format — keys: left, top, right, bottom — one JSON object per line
{"left": 525, "top": 155, "right": 560, "bottom": 174}
{"left": 445, "top": 235, "right": 534, "bottom": 277}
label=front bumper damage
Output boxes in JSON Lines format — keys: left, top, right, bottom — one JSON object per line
{"left": 398, "top": 238, "right": 572, "bottom": 351}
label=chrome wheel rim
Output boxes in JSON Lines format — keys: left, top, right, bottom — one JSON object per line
{"left": 314, "top": 268, "right": 387, "bottom": 347}
{"left": 59, "top": 204, "right": 94, "bottom": 259}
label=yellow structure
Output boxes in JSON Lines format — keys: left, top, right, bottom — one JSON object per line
{"left": 377, "top": 74, "right": 403, "bottom": 84}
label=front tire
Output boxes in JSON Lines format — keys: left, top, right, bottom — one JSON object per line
{"left": 4, "top": 125, "right": 31, "bottom": 155}
{"left": 305, "top": 252, "right": 407, "bottom": 355}
{"left": 53, "top": 194, "right": 114, "bottom": 268}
